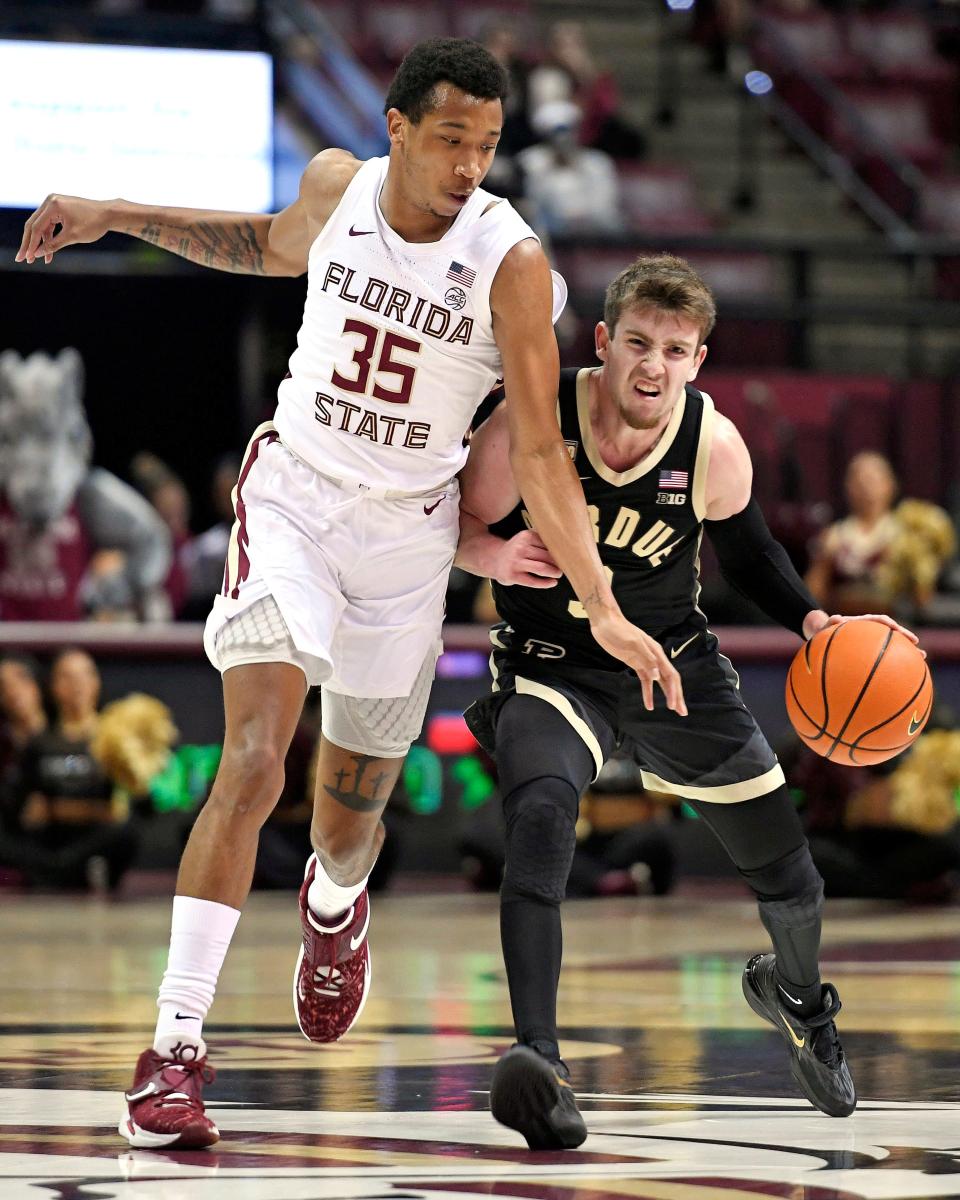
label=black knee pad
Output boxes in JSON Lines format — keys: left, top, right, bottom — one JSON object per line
{"left": 501, "top": 777, "right": 579, "bottom": 907}
{"left": 743, "top": 843, "right": 824, "bottom": 925}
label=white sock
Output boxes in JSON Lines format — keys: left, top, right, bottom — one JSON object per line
{"left": 307, "top": 854, "right": 369, "bottom": 923}
{"left": 153, "top": 895, "right": 241, "bottom": 1060}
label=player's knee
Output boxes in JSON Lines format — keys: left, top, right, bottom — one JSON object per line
{"left": 742, "top": 842, "right": 824, "bottom": 921}
{"left": 501, "top": 777, "right": 579, "bottom": 907}
{"left": 321, "top": 654, "right": 436, "bottom": 760}
{"left": 214, "top": 741, "right": 286, "bottom": 819}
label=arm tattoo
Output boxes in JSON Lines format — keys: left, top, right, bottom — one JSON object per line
{"left": 324, "top": 755, "right": 393, "bottom": 814}
{"left": 136, "top": 219, "right": 266, "bottom": 275}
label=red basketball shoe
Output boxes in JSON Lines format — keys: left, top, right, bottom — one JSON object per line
{"left": 293, "top": 853, "right": 372, "bottom": 1043}
{"left": 119, "top": 1046, "right": 219, "bottom": 1149}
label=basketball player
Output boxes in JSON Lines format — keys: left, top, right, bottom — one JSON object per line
{"left": 17, "top": 41, "right": 685, "bottom": 1149}
{"left": 458, "top": 254, "right": 920, "bottom": 1148}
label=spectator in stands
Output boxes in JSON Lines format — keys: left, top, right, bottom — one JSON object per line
{"left": 518, "top": 100, "right": 624, "bottom": 235}
{"left": 784, "top": 707, "right": 960, "bottom": 903}
{"left": 180, "top": 453, "right": 241, "bottom": 620}
{"left": 528, "top": 21, "right": 645, "bottom": 159}
{"left": 0, "top": 655, "right": 47, "bottom": 826}
{"left": 130, "top": 452, "right": 194, "bottom": 618}
{"left": 481, "top": 19, "right": 536, "bottom": 159}
{"left": 14, "top": 648, "right": 138, "bottom": 891}
{"left": 805, "top": 451, "right": 898, "bottom": 614}
{"left": 806, "top": 451, "right": 954, "bottom": 619}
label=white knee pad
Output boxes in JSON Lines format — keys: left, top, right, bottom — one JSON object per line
{"left": 215, "top": 595, "right": 327, "bottom": 682}
{"left": 322, "top": 644, "right": 439, "bottom": 758}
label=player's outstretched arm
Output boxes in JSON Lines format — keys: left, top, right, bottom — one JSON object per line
{"left": 490, "top": 242, "right": 686, "bottom": 714}
{"left": 16, "top": 148, "right": 360, "bottom": 276}
{"left": 456, "top": 402, "right": 561, "bottom": 588}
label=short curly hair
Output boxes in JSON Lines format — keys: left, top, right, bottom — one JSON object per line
{"left": 384, "top": 38, "right": 509, "bottom": 125}
{"left": 604, "top": 254, "right": 717, "bottom": 344}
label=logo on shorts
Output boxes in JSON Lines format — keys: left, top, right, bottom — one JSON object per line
{"left": 424, "top": 495, "right": 446, "bottom": 516}
{"left": 522, "top": 638, "right": 567, "bottom": 660}
{"left": 445, "top": 287, "right": 467, "bottom": 310}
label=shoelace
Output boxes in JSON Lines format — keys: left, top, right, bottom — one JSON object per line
{"left": 305, "top": 906, "right": 353, "bottom": 997}
{"left": 155, "top": 1059, "right": 216, "bottom": 1109}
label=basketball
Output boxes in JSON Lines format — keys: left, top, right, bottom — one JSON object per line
{"left": 786, "top": 619, "right": 933, "bottom": 766}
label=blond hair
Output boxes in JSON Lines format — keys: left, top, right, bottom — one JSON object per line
{"left": 604, "top": 254, "right": 716, "bottom": 343}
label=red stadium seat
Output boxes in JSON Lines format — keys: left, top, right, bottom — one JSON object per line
{"left": 919, "top": 174, "right": 960, "bottom": 235}
{"left": 362, "top": 1, "right": 451, "bottom": 67}
{"left": 829, "top": 88, "right": 944, "bottom": 173}
{"left": 847, "top": 14, "right": 957, "bottom": 141}
{"left": 758, "top": 11, "right": 858, "bottom": 78}
{"left": 618, "top": 164, "right": 715, "bottom": 234}
{"left": 895, "top": 381, "right": 944, "bottom": 503}
{"left": 700, "top": 371, "right": 895, "bottom": 506}
{"left": 683, "top": 253, "right": 780, "bottom": 301}
{"left": 451, "top": 1, "right": 533, "bottom": 41}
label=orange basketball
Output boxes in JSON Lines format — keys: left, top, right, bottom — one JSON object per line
{"left": 785, "top": 619, "right": 932, "bottom": 766}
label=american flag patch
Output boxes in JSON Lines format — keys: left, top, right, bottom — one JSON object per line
{"left": 658, "top": 469, "right": 688, "bottom": 490}
{"left": 447, "top": 261, "right": 476, "bottom": 287}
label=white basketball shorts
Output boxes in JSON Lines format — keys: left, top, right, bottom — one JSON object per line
{"left": 203, "top": 422, "right": 459, "bottom": 698}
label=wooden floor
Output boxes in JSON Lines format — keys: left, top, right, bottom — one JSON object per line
{"left": 2, "top": 889, "right": 959, "bottom": 1199}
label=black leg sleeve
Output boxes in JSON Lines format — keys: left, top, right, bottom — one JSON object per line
{"left": 495, "top": 695, "right": 596, "bottom": 1061}
{"left": 687, "top": 786, "right": 825, "bottom": 1004}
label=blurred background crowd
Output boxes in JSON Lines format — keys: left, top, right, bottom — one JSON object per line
{"left": 2, "top": 0, "right": 960, "bottom": 903}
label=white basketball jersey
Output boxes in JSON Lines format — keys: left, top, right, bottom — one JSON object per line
{"left": 274, "top": 156, "right": 564, "bottom": 492}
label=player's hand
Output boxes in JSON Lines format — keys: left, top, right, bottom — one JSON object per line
{"left": 803, "top": 610, "right": 925, "bottom": 657}
{"left": 590, "top": 609, "right": 687, "bottom": 716}
{"left": 492, "top": 530, "right": 562, "bottom": 588}
{"left": 16, "top": 194, "right": 113, "bottom": 265}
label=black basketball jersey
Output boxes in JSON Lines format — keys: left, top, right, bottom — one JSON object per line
{"left": 491, "top": 366, "right": 715, "bottom": 670}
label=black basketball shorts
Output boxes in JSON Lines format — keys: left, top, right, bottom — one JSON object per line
{"left": 464, "top": 622, "right": 784, "bottom": 804}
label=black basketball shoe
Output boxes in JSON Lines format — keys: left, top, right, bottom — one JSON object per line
{"left": 742, "top": 952, "right": 856, "bottom": 1117}
{"left": 490, "top": 1044, "right": 587, "bottom": 1149}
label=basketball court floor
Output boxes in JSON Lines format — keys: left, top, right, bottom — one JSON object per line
{"left": 2, "top": 889, "right": 959, "bottom": 1199}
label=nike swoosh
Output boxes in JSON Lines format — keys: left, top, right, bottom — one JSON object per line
{"left": 349, "top": 903, "right": 371, "bottom": 952}
{"left": 424, "top": 496, "right": 445, "bottom": 515}
{"left": 778, "top": 1008, "right": 806, "bottom": 1049}
{"left": 670, "top": 633, "right": 699, "bottom": 660}
{"left": 908, "top": 711, "right": 923, "bottom": 735}
{"left": 349, "top": 226, "right": 374, "bottom": 236}
{"left": 778, "top": 983, "right": 802, "bottom": 1006}
{"left": 125, "top": 1082, "right": 158, "bottom": 1103}
{"left": 175, "top": 1012, "right": 198, "bottom": 1020}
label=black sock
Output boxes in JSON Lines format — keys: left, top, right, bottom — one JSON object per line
{"left": 500, "top": 892, "right": 562, "bottom": 1063}
{"left": 773, "top": 968, "right": 823, "bottom": 1020}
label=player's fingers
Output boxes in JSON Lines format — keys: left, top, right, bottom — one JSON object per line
{"left": 520, "top": 575, "right": 557, "bottom": 588}
{"left": 25, "top": 216, "right": 57, "bottom": 263}
{"left": 640, "top": 673, "right": 655, "bottom": 712}
{"left": 659, "top": 661, "right": 687, "bottom": 717}
{"left": 522, "top": 559, "right": 562, "bottom": 578}
{"left": 866, "top": 613, "right": 920, "bottom": 644}
{"left": 16, "top": 217, "right": 39, "bottom": 262}
{"left": 16, "top": 203, "right": 49, "bottom": 261}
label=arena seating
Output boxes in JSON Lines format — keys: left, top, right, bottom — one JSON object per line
{"left": 618, "top": 165, "right": 715, "bottom": 235}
